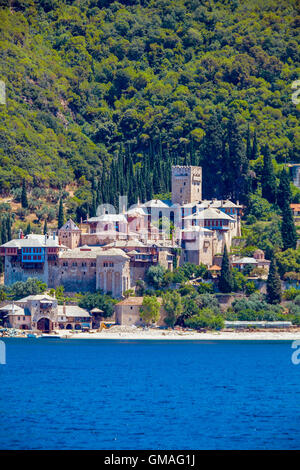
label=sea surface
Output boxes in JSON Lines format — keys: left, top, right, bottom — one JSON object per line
{"left": 0, "top": 338, "right": 299, "bottom": 450}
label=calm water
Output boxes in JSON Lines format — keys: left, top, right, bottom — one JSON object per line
{"left": 0, "top": 339, "right": 299, "bottom": 450}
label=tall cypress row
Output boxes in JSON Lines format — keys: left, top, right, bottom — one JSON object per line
{"left": 251, "top": 129, "right": 258, "bottom": 160}
{"left": 261, "top": 145, "right": 277, "bottom": 204}
{"left": 58, "top": 198, "right": 65, "bottom": 229}
{"left": 277, "top": 168, "right": 291, "bottom": 210}
{"left": 201, "top": 112, "right": 224, "bottom": 199}
{"left": 21, "top": 179, "right": 28, "bottom": 209}
{"left": 6, "top": 215, "right": 11, "bottom": 241}
{"left": 246, "top": 124, "right": 252, "bottom": 161}
{"left": 1, "top": 219, "right": 8, "bottom": 244}
{"left": 281, "top": 201, "right": 297, "bottom": 250}
{"left": 226, "top": 113, "right": 249, "bottom": 202}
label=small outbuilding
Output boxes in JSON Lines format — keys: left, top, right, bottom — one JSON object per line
{"left": 115, "top": 297, "right": 164, "bottom": 327}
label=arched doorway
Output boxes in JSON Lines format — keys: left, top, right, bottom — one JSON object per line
{"left": 37, "top": 318, "right": 50, "bottom": 332}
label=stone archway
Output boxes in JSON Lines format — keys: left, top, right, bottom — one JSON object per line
{"left": 37, "top": 318, "right": 50, "bottom": 333}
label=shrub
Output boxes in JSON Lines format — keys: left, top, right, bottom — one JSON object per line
{"left": 283, "top": 288, "right": 300, "bottom": 301}
{"left": 244, "top": 281, "right": 257, "bottom": 296}
{"left": 185, "top": 308, "right": 224, "bottom": 330}
{"left": 145, "top": 265, "right": 166, "bottom": 289}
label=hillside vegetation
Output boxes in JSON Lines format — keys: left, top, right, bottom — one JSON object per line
{"left": 0, "top": 0, "right": 299, "bottom": 220}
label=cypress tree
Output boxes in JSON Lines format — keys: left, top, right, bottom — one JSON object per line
{"left": 58, "top": 198, "right": 64, "bottom": 229}
{"left": 43, "top": 219, "right": 48, "bottom": 235}
{"left": 226, "top": 113, "right": 249, "bottom": 202}
{"left": 202, "top": 112, "right": 224, "bottom": 199}
{"left": 25, "top": 222, "right": 31, "bottom": 236}
{"left": 246, "top": 124, "right": 252, "bottom": 160}
{"left": 91, "top": 191, "right": 97, "bottom": 217}
{"left": 277, "top": 168, "right": 291, "bottom": 210}
{"left": 281, "top": 201, "right": 297, "bottom": 250}
{"left": 21, "top": 179, "right": 28, "bottom": 208}
{"left": 261, "top": 145, "right": 277, "bottom": 204}
{"left": 266, "top": 257, "right": 282, "bottom": 304}
{"left": 6, "top": 215, "right": 11, "bottom": 241}
{"left": 219, "top": 245, "right": 233, "bottom": 293}
{"left": 1, "top": 220, "right": 8, "bottom": 244}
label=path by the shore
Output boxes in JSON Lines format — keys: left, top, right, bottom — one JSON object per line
{"left": 63, "top": 326, "right": 300, "bottom": 341}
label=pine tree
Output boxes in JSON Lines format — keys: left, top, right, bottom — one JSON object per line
{"left": 281, "top": 201, "right": 297, "bottom": 250}
{"left": 58, "top": 198, "right": 64, "bottom": 229}
{"left": 21, "top": 179, "right": 28, "bottom": 208}
{"left": 277, "top": 168, "right": 291, "bottom": 210}
{"left": 266, "top": 257, "right": 282, "bottom": 304}
{"left": 43, "top": 219, "right": 48, "bottom": 235}
{"left": 219, "top": 245, "right": 233, "bottom": 293}
{"left": 261, "top": 145, "right": 277, "bottom": 204}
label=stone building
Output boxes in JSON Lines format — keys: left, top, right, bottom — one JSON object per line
{"left": 171, "top": 165, "right": 202, "bottom": 204}
{"left": 0, "top": 294, "right": 91, "bottom": 332}
{"left": 58, "top": 219, "right": 81, "bottom": 249}
{"left": 115, "top": 296, "right": 165, "bottom": 327}
{"left": 231, "top": 249, "right": 270, "bottom": 273}
{"left": 1, "top": 165, "right": 244, "bottom": 296}
{"left": 180, "top": 226, "right": 216, "bottom": 265}
{"left": 0, "top": 233, "right": 66, "bottom": 286}
{"left": 55, "top": 246, "right": 131, "bottom": 297}
{"left": 96, "top": 248, "right": 131, "bottom": 296}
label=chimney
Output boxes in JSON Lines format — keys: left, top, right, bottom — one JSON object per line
{"left": 44, "top": 234, "right": 47, "bottom": 245}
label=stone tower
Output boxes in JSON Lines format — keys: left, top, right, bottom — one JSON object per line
{"left": 58, "top": 219, "right": 81, "bottom": 250}
{"left": 171, "top": 165, "right": 202, "bottom": 205}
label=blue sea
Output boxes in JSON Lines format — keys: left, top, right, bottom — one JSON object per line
{"left": 0, "top": 338, "right": 299, "bottom": 450}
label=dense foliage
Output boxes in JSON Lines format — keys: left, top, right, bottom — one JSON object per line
{"left": 0, "top": 0, "right": 299, "bottom": 215}
{"left": 0, "top": 277, "right": 47, "bottom": 300}
{"left": 78, "top": 290, "right": 117, "bottom": 317}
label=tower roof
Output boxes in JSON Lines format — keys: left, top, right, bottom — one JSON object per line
{"left": 60, "top": 219, "right": 80, "bottom": 231}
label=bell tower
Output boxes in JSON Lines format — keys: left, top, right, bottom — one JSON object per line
{"left": 58, "top": 219, "right": 81, "bottom": 249}
{"left": 171, "top": 166, "right": 202, "bottom": 205}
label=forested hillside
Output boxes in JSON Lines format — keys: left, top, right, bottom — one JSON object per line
{"left": 0, "top": 0, "right": 299, "bottom": 218}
